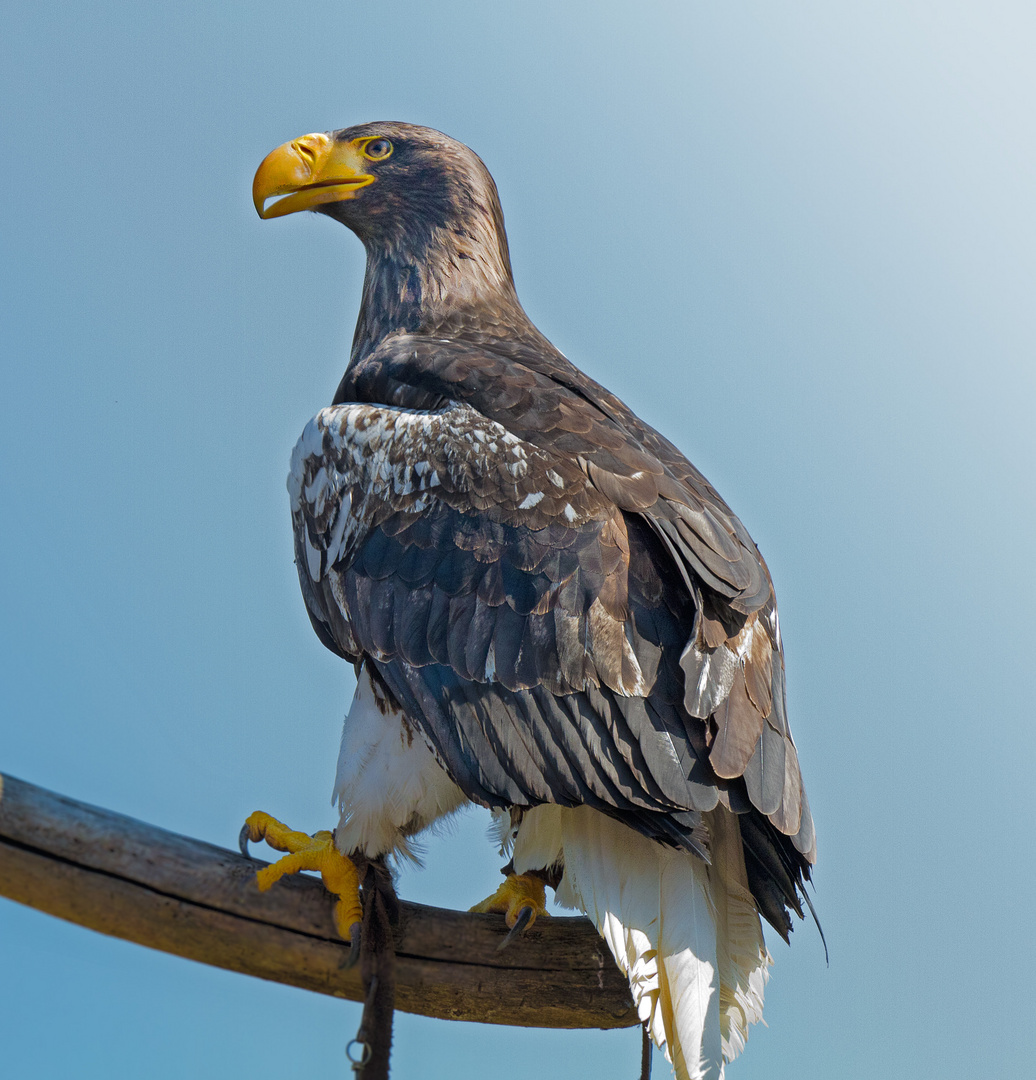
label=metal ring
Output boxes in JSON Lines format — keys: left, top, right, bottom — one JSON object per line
{"left": 346, "top": 1039, "right": 372, "bottom": 1066}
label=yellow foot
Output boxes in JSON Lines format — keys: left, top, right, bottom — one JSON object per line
{"left": 240, "top": 810, "right": 361, "bottom": 942}
{"left": 470, "top": 872, "right": 550, "bottom": 930}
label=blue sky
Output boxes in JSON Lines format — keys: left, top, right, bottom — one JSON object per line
{"left": 2, "top": 2, "right": 1034, "bottom": 1077}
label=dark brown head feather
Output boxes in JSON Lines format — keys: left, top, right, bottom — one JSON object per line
{"left": 316, "top": 122, "right": 539, "bottom": 358}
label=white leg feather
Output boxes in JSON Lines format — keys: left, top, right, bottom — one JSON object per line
{"left": 332, "top": 669, "right": 468, "bottom": 857}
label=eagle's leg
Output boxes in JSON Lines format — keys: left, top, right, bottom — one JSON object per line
{"left": 240, "top": 811, "right": 362, "bottom": 944}
{"left": 470, "top": 872, "right": 550, "bottom": 934}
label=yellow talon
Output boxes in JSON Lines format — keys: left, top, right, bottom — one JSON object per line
{"left": 470, "top": 872, "right": 550, "bottom": 929}
{"left": 242, "top": 810, "right": 362, "bottom": 940}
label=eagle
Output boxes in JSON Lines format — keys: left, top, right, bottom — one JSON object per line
{"left": 243, "top": 122, "right": 816, "bottom": 1080}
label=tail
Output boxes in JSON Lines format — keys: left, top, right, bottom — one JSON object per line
{"left": 511, "top": 806, "right": 770, "bottom": 1080}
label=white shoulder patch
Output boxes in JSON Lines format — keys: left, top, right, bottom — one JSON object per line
{"left": 288, "top": 399, "right": 593, "bottom": 587}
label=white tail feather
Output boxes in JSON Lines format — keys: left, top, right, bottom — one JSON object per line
{"left": 511, "top": 806, "right": 770, "bottom": 1080}
{"left": 704, "top": 809, "right": 771, "bottom": 1061}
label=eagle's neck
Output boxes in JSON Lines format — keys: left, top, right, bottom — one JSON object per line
{"left": 349, "top": 214, "right": 539, "bottom": 361}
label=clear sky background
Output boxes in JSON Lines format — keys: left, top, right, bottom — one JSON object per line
{"left": 2, "top": 2, "right": 1034, "bottom": 1078}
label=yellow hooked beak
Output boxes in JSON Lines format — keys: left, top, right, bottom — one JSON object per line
{"left": 253, "top": 133, "right": 375, "bottom": 219}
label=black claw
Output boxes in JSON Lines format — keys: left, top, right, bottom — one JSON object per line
{"left": 343, "top": 922, "right": 362, "bottom": 968}
{"left": 496, "top": 905, "right": 535, "bottom": 953}
{"left": 238, "top": 824, "right": 252, "bottom": 858}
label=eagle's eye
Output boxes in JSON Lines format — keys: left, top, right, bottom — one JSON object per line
{"left": 363, "top": 138, "right": 393, "bottom": 161}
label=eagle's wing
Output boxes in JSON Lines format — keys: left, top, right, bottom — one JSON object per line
{"left": 297, "top": 338, "right": 814, "bottom": 915}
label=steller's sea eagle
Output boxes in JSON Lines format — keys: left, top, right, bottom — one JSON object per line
{"left": 243, "top": 122, "right": 816, "bottom": 1080}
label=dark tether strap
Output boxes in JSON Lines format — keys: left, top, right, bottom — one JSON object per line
{"left": 639, "top": 1022, "right": 652, "bottom": 1080}
{"left": 348, "top": 857, "right": 398, "bottom": 1080}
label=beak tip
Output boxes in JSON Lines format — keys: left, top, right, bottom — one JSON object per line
{"left": 252, "top": 170, "right": 271, "bottom": 219}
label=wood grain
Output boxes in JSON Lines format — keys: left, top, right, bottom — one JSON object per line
{"left": 0, "top": 773, "right": 638, "bottom": 1029}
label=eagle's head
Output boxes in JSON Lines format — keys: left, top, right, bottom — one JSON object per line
{"left": 254, "top": 122, "right": 513, "bottom": 280}
{"left": 253, "top": 122, "right": 532, "bottom": 354}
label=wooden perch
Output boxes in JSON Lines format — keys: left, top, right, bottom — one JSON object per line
{"left": 0, "top": 772, "right": 637, "bottom": 1030}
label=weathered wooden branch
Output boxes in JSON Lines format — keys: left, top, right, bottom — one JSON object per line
{"left": 0, "top": 772, "right": 637, "bottom": 1029}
